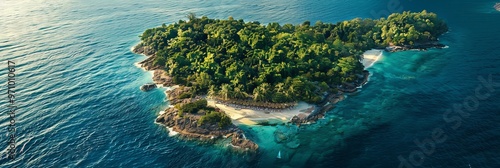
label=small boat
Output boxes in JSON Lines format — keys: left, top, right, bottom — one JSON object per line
{"left": 495, "top": 3, "right": 500, "bottom": 11}
{"left": 140, "top": 83, "right": 157, "bottom": 91}
{"left": 277, "top": 151, "right": 282, "bottom": 159}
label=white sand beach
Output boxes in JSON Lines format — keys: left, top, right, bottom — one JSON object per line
{"left": 361, "top": 49, "right": 383, "bottom": 69}
{"left": 207, "top": 100, "right": 315, "bottom": 125}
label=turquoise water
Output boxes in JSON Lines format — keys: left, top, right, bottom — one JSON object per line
{"left": 1, "top": 0, "right": 499, "bottom": 167}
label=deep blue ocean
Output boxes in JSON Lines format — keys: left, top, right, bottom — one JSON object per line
{"left": 1, "top": 0, "right": 499, "bottom": 167}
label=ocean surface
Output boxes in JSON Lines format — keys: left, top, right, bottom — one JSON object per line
{"left": 1, "top": 0, "right": 499, "bottom": 167}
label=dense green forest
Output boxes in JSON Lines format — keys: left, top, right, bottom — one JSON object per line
{"left": 138, "top": 11, "right": 447, "bottom": 104}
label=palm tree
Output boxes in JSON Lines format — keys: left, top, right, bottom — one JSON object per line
{"left": 253, "top": 83, "right": 272, "bottom": 102}
{"left": 253, "top": 87, "right": 261, "bottom": 102}
{"left": 207, "top": 85, "right": 217, "bottom": 99}
{"left": 233, "top": 84, "right": 247, "bottom": 99}
{"left": 260, "top": 83, "right": 271, "bottom": 99}
{"left": 220, "top": 84, "right": 232, "bottom": 100}
{"left": 187, "top": 12, "right": 197, "bottom": 22}
{"left": 275, "top": 82, "right": 285, "bottom": 93}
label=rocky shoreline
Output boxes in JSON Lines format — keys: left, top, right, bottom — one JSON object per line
{"left": 134, "top": 44, "right": 259, "bottom": 152}
{"left": 155, "top": 86, "right": 258, "bottom": 151}
{"left": 290, "top": 70, "right": 369, "bottom": 125}
{"left": 133, "top": 45, "right": 175, "bottom": 87}
{"left": 383, "top": 41, "right": 446, "bottom": 52}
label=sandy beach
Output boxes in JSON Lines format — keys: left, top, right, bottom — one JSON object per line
{"left": 207, "top": 100, "right": 315, "bottom": 125}
{"left": 361, "top": 49, "right": 383, "bottom": 69}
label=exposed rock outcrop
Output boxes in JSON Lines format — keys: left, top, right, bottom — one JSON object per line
{"left": 155, "top": 87, "right": 259, "bottom": 152}
{"left": 384, "top": 41, "right": 446, "bottom": 52}
{"left": 165, "top": 86, "right": 194, "bottom": 104}
{"left": 133, "top": 43, "right": 175, "bottom": 87}
{"left": 132, "top": 43, "right": 155, "bottom": 56}
{"left": 133, "top": 44, "right": 160, "bottom": 70}
{"left": 231, "top": 132, "right": 259, "bottom": 151}
{"left": 290, "top": 71, "right": 365, "bottom": 125}
{"left": 153, "top": 70, "right": 174, "bottom": 87}
{"left": 140, "top": 83, "right": 156, "bottom": 91}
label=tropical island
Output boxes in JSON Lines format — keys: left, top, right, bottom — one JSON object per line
{"left": 133, "top": 10, "right": 447, "bottom": 151}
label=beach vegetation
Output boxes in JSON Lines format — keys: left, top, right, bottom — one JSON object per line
{"left": 198, "top": 111, "right": 232, "bottom": 128}
{"left": 177, "top": 99, "right": 208, "bottom": 115}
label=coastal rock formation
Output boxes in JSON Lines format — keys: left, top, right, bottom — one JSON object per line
{"left": 137, "top": 56, "right": 161, "bottom": 71}
{"left": 140, "top": 83, "right": 157, "bottom": 91}
{"left": 165, "top": 86, "right": 194, "bottom": 104}
{"left": 290, "top": 71, "right": 364, "bottom": 125}
{"left": 231, "top": 132, "right": 259, "bottom": 151}
{"left": 134, "top": 44, "right": 160, "bottom": 70}
{"left": 384, "top": 41, "right": 446, "bottom": 52}
{"left": 132, "top": 44, "right": 155, "bottom": 57}
{"left": 153, "top": 70, "right": 174, "bottom": 87}
{"left": 155, "top": 87, "right": 259, "bottom": 152}
{"left": 133, "top": 43, "right": 175, "bottom": 87}
{"left": 133, "top": 43, "right": 164, "bottom": 72}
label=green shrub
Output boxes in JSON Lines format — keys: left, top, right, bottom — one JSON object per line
{"left": 177, "top": 92, "right": 193, "bottom": 99}
{"left": 198, "top": 111, "right": 232, "bottom": 128}
{"left": 178, "top": 99, "right": 208, "bottom": 114}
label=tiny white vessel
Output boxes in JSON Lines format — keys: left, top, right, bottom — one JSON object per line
{"left": 277, "top": 151, "right": 281, "bottom": 159}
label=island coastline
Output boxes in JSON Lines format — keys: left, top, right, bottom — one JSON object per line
{"left": 132, "top": 11, "right": 448, "bottom": 153}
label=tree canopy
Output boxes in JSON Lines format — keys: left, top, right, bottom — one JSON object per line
{"left": 139, "top": 11, "right": 447, "bottom": 104}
